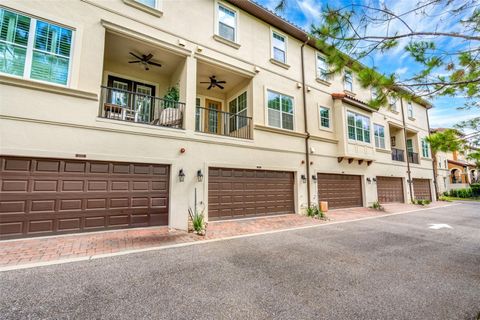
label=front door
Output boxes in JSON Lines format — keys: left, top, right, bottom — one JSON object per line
{"left": 134, "top": 84, "right": 153, "bottom": 123}
{"left": 205, "top": 99, "right": 222, "bottom": 134}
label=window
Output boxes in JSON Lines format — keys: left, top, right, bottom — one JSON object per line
{"left": 267, "top": 90, "right": 293, "bottom": 130}
{"left": 319, "top": 106, "right": 330, "bottom": 128}
{"left": 0, "top": 8, "right": 73, "bottom": 85}
{"left": 229, "top": 91, "right": 247, "bottom": 132}
{"left": 135, "top": 0, "right": 156, "bottom": 7}
{"left": 388, "top": 95, "right": 398, "bottom": 112}
{"left": 195, "top": 97, "right": 201, "bottom": 131}
{"left": 406, "top": 139, "right": 413, "bottom": 153}
{"left": 422, "top": 139, "right": 429, "bottom": 158}
{"left": 344, "top": 70, "right": 353, "bottom": 92}
{"left": 407, "top": 102, "right": 414, "bottom": 118}
{"left": 271, "top": 31, "right": 286, "bottom": 64}
{"left": 316, "top": 53, "right": 328, "bottom": 81}
{"left": 347, "top": 111, "right": 370, "bottom": 143}
{"left": 217, "top": 4, "right": 236, "bottom": 42}
{"left": 374, "top": 124, "right": 385, "bottom": 148}
{"left": 371, "top": 88, "right": 378, "bottom": 100}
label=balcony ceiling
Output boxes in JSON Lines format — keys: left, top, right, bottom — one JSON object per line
{"left": 197, "top": 61, "right": 249, "bottom": 94}
{"left": 104, "top": 32, "right": 184, "bottom": 77}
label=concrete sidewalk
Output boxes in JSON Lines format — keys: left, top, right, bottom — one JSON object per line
{"left": 0, "top": 202, "right": 452, "bottom": 269}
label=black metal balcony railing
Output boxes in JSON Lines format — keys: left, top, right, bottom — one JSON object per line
{"left": 391, "top": 148, "right": 404, "bottom": 162}
{"left": 99, "top": 86, "right": 185, "bottom": 129}
{"left": 195, "top": 106, "right": 252, "bottom": 139}
{"left": 408, "top": 151, "right": 420, "bottom": 164}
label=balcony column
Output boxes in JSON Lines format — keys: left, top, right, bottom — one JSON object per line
{"left": 182, "top": 54, "right": 197, "bottom": 131}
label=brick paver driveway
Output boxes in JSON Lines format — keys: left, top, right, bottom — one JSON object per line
{"left": 0, "top": 202, "right": 451, "bottom": 269}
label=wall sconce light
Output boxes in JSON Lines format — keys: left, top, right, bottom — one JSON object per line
{"left": 366, "top": 177, "right": 372, "bottom": 183}
{"left": 179, "top": 169, "right": 185, "bottom": 182}
{"left": 196, "top": 169, "right": 203, "bottom": 182}
{"left": 407, "top": 179, "right": 411, "bottom": 184}
{"left": 301, "top": 174, "right": 307, "bottom": 183}
{"left": 312, "top": 175, "right": 317, "bottom": 183}
{"left": 372, "top": 177, "right": 377, "bottom": 183}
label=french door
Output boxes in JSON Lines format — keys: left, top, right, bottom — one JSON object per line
{"left": 107, "top": 75, "right": 155, "bottom": 123}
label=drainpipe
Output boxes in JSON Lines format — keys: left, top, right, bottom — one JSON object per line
{"left": 301, "top": 37, "right": 311, "bottom": 208}
{"left": 400, "top": 97, "right": 414, "bottom": 203}
{"left": 425, "top": 107, "right": 438, "bottom": 198}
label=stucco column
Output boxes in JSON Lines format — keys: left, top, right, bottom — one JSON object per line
{"left": 183, "top": 54, "right": 197, "bottom": 131}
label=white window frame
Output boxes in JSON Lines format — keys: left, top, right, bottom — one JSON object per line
{"left": 319, "top": 106, "right": 331, "bottom": 129}
{"left": 346, "top": 110, "right": 371, "bottom": 144}
{"left": 407, "top": 102, "right": 414, "bottom": 118}
{"left": 374, "top": 124, "right": 386, "bottom": 149}
{"left": 421, "top": 139, "right": 430, "bottom": 158}
{"left": 371, "top": 88, "right": 378, "bottom": 100}
{"left": 228, "top": 91, "right": 248, "bottom": 132}
{"left": 265, "top": 88, "right": 295, "bottom": 131}
{"left": 316, "top": 53, "right": 329, "bottom": 82}
{"left": 135, "top": 0, "right": 158, "bottom": 8}
{"left": 215, "top": 2, "right": 238, "bottom": 44}
{"left": 0, "top": 8, "right": 74, "bottom": 87}
{"left": 270, "top": 29, "right": 288, "bottom": 64}
{"left": 388, "top": 95, "right": 398, "bottom": 112}
{"left": 344, "top": 69, "right": 353, "bottom": 92}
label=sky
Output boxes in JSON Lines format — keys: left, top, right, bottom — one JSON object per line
{"left": 255, "top": 0, "right": 479, "bottom": 130}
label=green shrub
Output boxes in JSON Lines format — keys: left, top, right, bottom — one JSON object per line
{"left": 306, "top": 205, "right": 327, "bottom": 220}
{"left": 370, "top": 201, "right": 384, "bottom": 211}
{"left": 188, "top": 207, "right": 205, "bottom": 233}
{"left": 439, "top": 195, "right": 452, "bottom": 202}
{"left": 471, "top": 183, "right": 480, "bottom": 197}
{"left": 306, "top": 206, "right": 316, "bottom": 217}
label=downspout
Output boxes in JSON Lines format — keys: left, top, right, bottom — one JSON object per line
{"left": 301, "top": 37, "right": 311, "bottom": 208}
{"left": 425, "top": 107, "right": 438, "bottom": 198}
{"left": 400, "top": 97, "right": 414, "bottom": 203}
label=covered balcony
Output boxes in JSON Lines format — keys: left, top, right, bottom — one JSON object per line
{"left": 195, "top": 60, "right": 253, "bottom": 139}
{"left": 99, "top": 31, "right": 187, "bottom": 129}
{"left": 406, "top": 130, "right": 420, "bottom": 164}
{"left": 389, "top": 124, "right": 405, "bottom": 162}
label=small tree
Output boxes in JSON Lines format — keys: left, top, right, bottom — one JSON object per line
{"left": 426, "top": 129, "right": 464, "bottom": 196}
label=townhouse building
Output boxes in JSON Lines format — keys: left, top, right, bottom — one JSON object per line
{"left": 0, "top": 0, "right": 435, "bottom": 239}
{"left": 435, "top": 147, "right": 478, "bottom": 194}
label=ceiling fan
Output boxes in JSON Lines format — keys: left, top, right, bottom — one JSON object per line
{"left": 200, "top": 75, "right": 226, "bottom": 90}
{"left": 128, "top": 52, "right": 162, "bottom": 71}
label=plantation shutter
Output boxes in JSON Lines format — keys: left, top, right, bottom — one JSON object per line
{"left": 0, "top": 9, "right": 30, "bottom": 76}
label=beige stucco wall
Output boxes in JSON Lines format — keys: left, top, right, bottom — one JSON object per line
{"left": 0, "top": 0, "right": 435, "bottom": 230}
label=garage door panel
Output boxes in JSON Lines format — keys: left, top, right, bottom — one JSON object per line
{"left": 208, "top": 168, "right": 294, "bottom": 220}
{"left": 377, "top": 177, "right": 404, "bottom": 203}
{"left": 0, "top": 156, "right": 169, "bottom": 239}
{"left": 413, "top": 179, "right": 432, "bottom": 201}
{"left": 317, "top": 173, "right": 362, "bottom": 209}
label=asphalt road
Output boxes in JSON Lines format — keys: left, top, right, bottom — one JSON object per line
{"left": 1, "top": 203, "right": 479, "bottom": 320}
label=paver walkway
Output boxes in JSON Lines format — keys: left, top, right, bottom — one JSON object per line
{"left": 0, "top": 202, "right": 452, "bottom": 269}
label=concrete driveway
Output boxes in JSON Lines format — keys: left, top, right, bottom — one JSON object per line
{"left": 1, "top": 202, "right": 479, "bottom": 320}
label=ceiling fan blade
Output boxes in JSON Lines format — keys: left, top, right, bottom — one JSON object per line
{"left": 207, "top": 84, "right": 213, "bottom": 90}
{"left": 147, "top": 61, "right": 162, "bottom": 67}
{"left": 129, "top": 52, "right": 143, "bottom": 60}
{"left": 200, "top": 81, "right": 211, "bottom": 83}
{"left": 216, "top": 84, "right": 225, "bottom": 90}
{"left": 128, "top": 60, "right": 141, "bottom": 63}
{"left": 145, "top": 53, "right": 153, "bottom": 61}
{"left": 216, "top": 81, "right": 226, "bottom": 84}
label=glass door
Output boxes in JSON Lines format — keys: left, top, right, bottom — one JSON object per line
{"left": 134, "top": 84, "right": 153, "bottom": 123}
{"left": 205, "top": 99, "right": 221, "bottom": 134}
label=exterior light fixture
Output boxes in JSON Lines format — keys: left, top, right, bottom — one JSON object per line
{"left": 179, "top": 169, "right": 185, "bottom": 182}
{"left": 366, "top": 177, "right": 372, "bottom": 183}
{"left": 312, "top": 175, "right": 317, "bottom": 183}
{"left": 197, "top": 169, "right": 204, "bottom": 182}
{"left": 372, "top": 177, "right": 377, "bottom": 183}
{"left": 301, "top": 174, "right": 307, "bottom": 183}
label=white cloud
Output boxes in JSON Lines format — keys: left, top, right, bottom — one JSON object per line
{"left": 395, "top": 67, "right": 408, "bottom": 75}
{"left": 296, "top": 0, "right": 321, "bottom": 30}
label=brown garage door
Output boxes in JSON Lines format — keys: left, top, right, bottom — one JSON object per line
{"left": 208, "top": 168, "right": 294, "bottom": 220}
{"left": 317, "top": 173, "right": 362, "bottom": 209}
{"left": 376, "top": 177, "right": 404, "bottom": 203}
{"left": 412, "top": 178, "right": 432, "bottom": 201}
{"left": 0, "top": 156, "right": 169, "bottom": 239}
